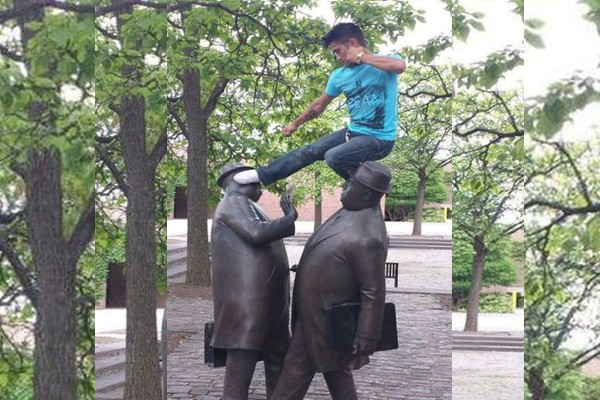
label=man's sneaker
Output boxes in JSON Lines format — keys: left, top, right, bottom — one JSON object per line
{"left": 233, "top": 170, "right": 261, "bottom": 184}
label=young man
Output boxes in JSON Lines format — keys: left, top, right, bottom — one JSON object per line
{"left": 234, "top": 22, "right": 405, "bottom": 186}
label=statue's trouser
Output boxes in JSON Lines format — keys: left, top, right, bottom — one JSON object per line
{"left": 223, "top": 348, "right": 285, "bottom": 400}
{"left": 270, "top": 322, "right": 358, "bottom": 400}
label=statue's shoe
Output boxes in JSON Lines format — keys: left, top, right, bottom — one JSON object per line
{"left": 233, "top": 170, "right": 261, "bottom": 184}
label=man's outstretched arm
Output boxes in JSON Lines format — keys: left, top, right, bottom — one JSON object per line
{"left": 345, "top": 46, "right": 406, "bottom": 73}
{"left": 358, "top": 53, "right": 406, "bottom": 73}
{"left": 282, "top": 93, "right": 336, "bottom": 136}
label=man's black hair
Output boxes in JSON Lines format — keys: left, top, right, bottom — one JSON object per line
{"left": 322, "top": 22, "right": 367, "bottom": 47}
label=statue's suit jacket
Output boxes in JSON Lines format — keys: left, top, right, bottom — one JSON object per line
{"left": 211, "top": 191, "right": 295, "bottom": 353}
{"left": 292, "top": 205, "right": 388, "bottom": 372}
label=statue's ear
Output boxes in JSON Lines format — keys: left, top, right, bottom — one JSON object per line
{"left": 363, "top": 189, "right": 373, "bottom": 202}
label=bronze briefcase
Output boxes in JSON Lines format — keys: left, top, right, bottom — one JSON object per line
{"left": 327, "top": 302, "right": 399, "bottom": 354}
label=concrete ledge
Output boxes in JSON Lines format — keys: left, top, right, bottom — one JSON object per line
{"left": 387, "top": 287, "right": 452, "bottom": 295}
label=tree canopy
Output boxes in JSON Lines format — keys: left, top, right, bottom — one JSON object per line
{"left": 525, "top": 140, "right": 600, "bottom": 399}
{"left": 522, "top": 1, "right": 600, "bottom": 398}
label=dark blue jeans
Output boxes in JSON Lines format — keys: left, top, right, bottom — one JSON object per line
{"left": 257, "top": 128, "right": 395, "bottom": 185}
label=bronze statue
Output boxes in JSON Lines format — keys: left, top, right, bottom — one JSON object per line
{"left": 271, "top": 161, "right": 391, "bottom": 400}
{"left": 210, "top": 163, "right": 298, "bottom": 400}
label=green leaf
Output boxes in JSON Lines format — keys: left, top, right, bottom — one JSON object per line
{"left": 525, "top": 18, "right": 545, "bottom": 29}
{"left": 32, "top": 77, "right": 56, "bottom": 89}
{"left": 470, "top": 20, "right": 485, "bottom": 31}
{"left": 0, "top": 92, "right": 14, "bottom": 107}
{"left": 525, "top": 30, "right": 545, "bottom": 48}
{"left": 543, "top": 97, "right": 567, "bottom": 125}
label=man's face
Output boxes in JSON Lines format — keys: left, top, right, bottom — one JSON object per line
{"left": 239, "top": 182, "right": 262, "bottom": 202}
{"left": 328, "top": 40, "right": 351, "bottom": 66}
{"left": 340, "top": 179, "right": 368, "bottom": 211}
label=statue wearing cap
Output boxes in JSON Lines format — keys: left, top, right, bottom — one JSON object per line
{"left": 211, "top": 162, "right": 298, "bottom": 400}
{"left": 271, "top": 161, "right": 391, "bottom": 400}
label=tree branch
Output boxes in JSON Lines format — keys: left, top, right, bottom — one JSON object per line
{"left": 0, "top": 1, "right": 94, "bottom": 24}
{"left": 167, "top": 102, "right": 189, "bottom": 139}
{"left": 0, "top": 43, "right": 23, "bottom": 62}
{"left": 203, "top": 78, "right": 229, "bottom": 116}
{"left": 0, "top": 237, "right": 38, "bottom": 307}
{"left": 0, "top": 211, "right": 24, "bottom": 225}
{"left": 553, "top": 142, "right": 595, "bottom": 206}
{"left": 502, "top": 221, "right": 524, "bottom": 236}
{"left": 96, "top": 144, "right": 130, "bottom": 197}
{"left": 95, "top": 134, "right": 120, "bottom": 144}
{"left": 9, "top": 161, "right": 27, "bottom": 179}
{"left": 169, "top": 1, "right": 270, "bottom": 35}
{"left": 96, "top": 0, "right": 167, "bottom": 16}
{"left": 524, "top": 199, "right": 600, "bottom": 214}
{"left": 149, "top": 129, "right": 167, "bottom": 172}
{"left": 66, "top": 192, "right": 95, "bottom": 267}
{"left": 95, "top": 23, "right": 119, "bottom": 41}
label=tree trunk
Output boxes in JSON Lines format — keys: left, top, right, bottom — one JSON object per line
{"left": 412, "top": 167, "right": 427, "bottom": 236}
{"left": 314, "top": 171, "right": 322, "bottom": 230}
{"left": 464, "top": 235, "right": 486, "bottom": 331}
{"left": 27, "top": 150, "right": 76, "bottom": 400}
{"left": 183, "top": 66, "right": 212, "bottom": 286}
{"left": 179, "top": 5, "right": 212, "bottom": 287}
{"left": 528, "top": 368, "right": 547, "bottom": 400}
{"left": 314, "top": 201, "right": 322, "bottom": 230}
{"left": 112, "top": 2, "right": 161, "bottom": 395}
{"left": 313, "top": 171, "right": 323, "bottom": 231}
{"left": 121, "top": 95, "right": 162, "bottom": 399}
{"left": 162, "top": 311, "right": 167, "bottom": 400}
{"left": 16, "top": 2, "right": 76, "bottom": 398}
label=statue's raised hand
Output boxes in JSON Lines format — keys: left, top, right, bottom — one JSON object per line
{"left": 280, "top": 194, "right": 298, "bottom": 221}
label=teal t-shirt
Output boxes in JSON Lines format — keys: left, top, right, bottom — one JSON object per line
{"left": 325, "top": 53, "right": 401, "bottom": 141}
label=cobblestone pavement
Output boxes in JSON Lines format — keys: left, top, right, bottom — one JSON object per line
{"left": 167, "top": 292, "right": 452, "bottom": 399}
{"left": 452, "top": 351, "right": 524, "bottom": 400}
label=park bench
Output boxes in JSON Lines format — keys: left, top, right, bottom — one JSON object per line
{"left": 290, "top": 262, "right": 399, "bottom": 287}
{"left": 385, "top": 262, "right": 399, "bottom": 288}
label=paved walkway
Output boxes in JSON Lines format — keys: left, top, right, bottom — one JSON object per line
{"left": 451, "top": 310, "right": 523, "bottom": 400}
{"left": 167, "top": 292, "right": 452, "bottom": 399}
{"left": 452, "top": 351, "right": 524, "bottom": 400}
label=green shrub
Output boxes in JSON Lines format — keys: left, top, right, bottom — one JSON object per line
{"left": 454, "top": 293, "right": 513, "bottom": 313}
{"left": 422, "top": 208, "right": 446, "bottom": 222}
{"left": 583, "top": 376, "right": 600, "bottom": 400}
{"left": 509, "top": 239, "right": 525, "bottom": 261}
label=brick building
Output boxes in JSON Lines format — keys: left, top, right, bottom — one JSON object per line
{"left": 254, "top": 187, "right": 344, "bottom": 222}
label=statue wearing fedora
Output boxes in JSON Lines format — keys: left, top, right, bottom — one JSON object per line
{"left": 271, "top": 161, "right": 391, "bottom": 400}
{"left": 211, "top": 162, "right": 298, "bottom": 400}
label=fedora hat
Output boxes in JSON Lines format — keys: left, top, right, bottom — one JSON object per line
{"left": 349, "top": 161, "right": 391, "bottom": 193}
{"left": 217, "top": 162, "right": 255, "bottom": 187}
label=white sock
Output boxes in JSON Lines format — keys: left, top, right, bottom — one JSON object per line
{"left": 233, "top": 170, "right": 261, "bottom": 184}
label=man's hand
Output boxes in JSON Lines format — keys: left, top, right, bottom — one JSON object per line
{"left": 352, "top": 336, "right": 377, "bottom": 356}
{"left": 282, "top": 123, "right": 298, "bottom": 137}
{"left": 280, "top": 194, "right": 298, "bottom": 220}
{"left": 345, "top": 45, "right": 367, "bottom": 64}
